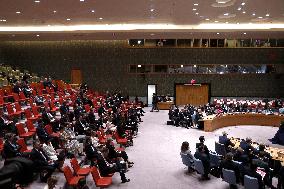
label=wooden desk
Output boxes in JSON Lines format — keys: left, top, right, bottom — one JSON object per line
{"left": 157, "top": 102, "right": 174, "bottom": 110}
{"left": 203, "top": 113, "right": 284, "bottom": 132}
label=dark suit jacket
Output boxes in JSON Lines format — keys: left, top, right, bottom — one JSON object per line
{"left": 41, "top": 111, "right": 51, "bottom": 125}
{"left": 196, "top": 143, "right": 210, "bottom": 156}
{"left": 194, "top": 151, "right": 210, "bottom": 173}
{"left": 30, "top": 148, "right": 50, "bottom": 167}
{"left": 60, "top": 105, "right": 69, "bottom": 116}
{"left": 96, "top": 153, "right": 114, "bottom": 176}
{"left": 3, "top": 141, "right": 21, "bottom": 159}
{"left": 36, "top": 126, "right": 50, "bottom": 142}
{"left": 85, "top": 144, "right": 99, "bottom": 160}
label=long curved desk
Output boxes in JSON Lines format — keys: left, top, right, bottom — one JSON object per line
{"left": 203, "top": 113, "right": 284, "bottom": 132}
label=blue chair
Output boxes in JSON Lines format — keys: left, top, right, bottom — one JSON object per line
{"left": 193, "top": 158, "right": 204, "bottom": 175}
{"left": 222, "top": 168, "right": 237, "bottom": 186}
{"left": 180, "top": 152, "right": 194, "bottom": 171}
{"left": 209, "top": 152, "right": 221, "bottom": 167}
{"left": 215, "top": 142, "right": 226, "bottom": 156}
{"left": 244, "top": 175, "right": 259, "bottom": 189}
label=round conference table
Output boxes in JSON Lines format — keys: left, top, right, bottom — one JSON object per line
{"left": 202, "top": 113, "right": 284, "bottom": 132}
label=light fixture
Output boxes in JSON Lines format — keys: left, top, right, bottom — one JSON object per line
{"left": 241, "top": 2, "right": 245, "bottom": 5}
{"left": 195, "top": 12, "right": 199, "bottom": 15}
{"left": 80, "top": 0, "right": 84, "bottom": 1}
{"left": 137, "top": 65, "right": 142, "bottom": 68}
{"left": 217, "top": 32, "right": 220, "bottom": 35}
{"left": 224, "top": 13, "right": 229, "bottom": 16}
{"left": 242, "top": 11, "right": 246, "bottom": 14}
{"left": 16, "top": 11, "right": 21, "bottom": 14}
{"left": 237, "top": 7, "right": 242, "bottom": 11}
{"left": 252, "top": 13, "right": 256, "bottom": 16}
{"left": 258, "top": 17, "right": 263, "bottom": 19}
{"left": 214, "top": 20, "right": 219, "bottom": 23}
{"left": 192, "top": 8, "right": 197, "bottom": 11}
{"left": 194, "top": 3, "right": 198, "bottom": 6}
{"left": 66, "top": 18, "right": 71, "bottom": 21}
{"left": 137, "top": 40, "right": 141, "bottom": 44}
{"left": 150, "top": 8, "right": 155, "bottom": 12}
{"left": 205, "top": 18, "right": 210, "bottom": 21}
{"left": 243, "top": 32, "right": 247, "bottom": 35}
{"left": 194, "top": 65, "right": 197, "bottom": 68}
{"left": 181, "top": 65, "right": 184, "bottom": 68}
{"left": 36, "top": 34, "right": 40, "bottom": 37}
{"left": 34, "top": 0, "right": 40, "bottom": 2}
{"left": 99, "top": 17, "right": 103, "bottom": 20}
{"left": 266, "top": 14, "right": 270, "bottom": 17}
{"left": 91, "top": 10, "right": 95, "bottom": 13}
{"left": 225, "top": 22, "right": 229, "bottom": 24}
{"left": 53, "top": 10, "right": 57, "bottom": 13}
{"left": 150, "top": 33, "right": 155, "bottom": 36}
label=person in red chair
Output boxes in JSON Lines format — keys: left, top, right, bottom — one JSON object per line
{"left": 97, "top": 147, "right": 130, "bottom": 183}
{"left": 0, "top": 109, "right": 16, "bottom": 135}
{"left": 42, "top": 107, "right": 60, "bottom": 132}
{"left": 3, "top": 133, "right": 23, "bottom": 160}
{"left": 36, "top": 119, "right": 59, "bottom": 149}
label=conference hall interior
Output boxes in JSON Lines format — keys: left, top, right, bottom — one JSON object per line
{"left": 0, "top": 0, "right": 284, "bottom": 189}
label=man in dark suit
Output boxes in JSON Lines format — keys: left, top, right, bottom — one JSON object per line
{"left": 219, "top": 132, "right": 235, "bottom": 152}
{"left": 150, "top": 93, "right": 159, "bottom": 112}
{"left": 30, "top": 141, "right": 58, "bottom": 182}
{"left": 42, "top": 107, "right": 59, "bottom": 131}
{"left": 0, "top": 111, "right": 16, "bottom": 134}
{"left": 3, "top": 133, "right": 22, "bottom": 159}
{"left": 36, "top": 120, "right": 59, "bottom": 149}
{"left": 75, "top": 115, "right": 90, "bottom": 135}
{"left": 196, "top": 136, "right": 210, "bottom": 157}
{"left": 220, "top": 152, "right": 240, "bottom": 184}
{"left": 84, "top": 137, "right": 100, "bottom": 166}
{"left": 194, "top": 145, "right": 210, "bottom": 180}
{"left": 97, "top": 147, "right": 130, "bottom": 183}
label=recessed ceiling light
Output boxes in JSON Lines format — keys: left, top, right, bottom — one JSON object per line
{"left": 66, "top": 18, "right": 71, "bottom": 21}
{"left": 266, "top": 14, "right": 270, "bottom": 17}
{"left": 237, "top": 7, "right": 242, "bottom": 11}
{"left": 252, "top": 13, "right": 256, "bottom": 16}
{"left": 150, "top": 8, "right": 155, "bottom": 12}
{"left": 2, "top": 19, "right": 6, "bottom": 22}
{"left": 243, "top": 32, "right": 247, "bottom": 35}
{"left": 192, "top": 8, "right": 197, "bottom": 11}
{"left": 193, "top": 3, "right": 198, "bottom": 6}
{"left": 80, "top": 0, "right": 84, "bottom": 1}
{"left": 217, "top": 33, "right": 220, "bottom": 35}
{"left": 224, "top": 13, "right": 229, "bottom": 16}
{"left": 99, "top": 17, "right": 103, "bottom": 20}
{"left": 258, "top": 16, "right": 263, "bottom": 19}
{"left": 91, "top": 10, "right": 95, "bottom": 13}
{"left": 34, "top": 0, "right": 40, "bottom": 3}
{"left": 137, "top": 65, "right": 142, "bottom": 68}
{"left": 36, "top": 34, "right": 40, "bottom": 37}
{"left": 181, "top": 65, "right": 184, "bottom": 68}
{"left": 205, "top": 18, "right": 210, "bottom": 21}
{"left": 214, "top": 20, "right": 219, "bottom": 23}
{"left": 242, "top": 11, "right": 246, "bottom": 14}
{"left": 16, "top": 11, "right": 21, "bottom": 14}
{"left": 241, "top": 2, "right": 245, "bottom": 5}
{"left": 53, "top": 10, "right": 57, "bottom": 13}
{"left": 194, "top": 65, "right": 197, "bottom": 68}
{"left": 195, "top": 12, "right": 199, "bottom": 15}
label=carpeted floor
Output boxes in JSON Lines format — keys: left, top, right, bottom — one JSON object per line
{"left": 23, "top": 108, "right": 283, "bottom": 188}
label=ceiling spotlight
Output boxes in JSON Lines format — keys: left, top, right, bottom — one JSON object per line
{"left": 243, "top": 32, "right": 247, "bottom": 35}
{"left": 80, "top": 0, "right": 84, "bottom": 1}
{"left": 66, "top": 18, "right": 71, "bottom": 21}
{"left": 2, "top": 19, "right": 6, "bottom": 22}
{"left": 99, "top": 17, "right": 103, "bottom": 20}
{"left": 258, "top": 16, "right": 263, "bottom": 19}
{"left": 194, "top": 65, "right": 197, "bottom": 68}
{"left": 91, "top": 10, "right": 95, "bottom": 13}
{"left": 241, "top": 2, "right": 245, "bottom": 5}
{"left": 137, "top": 65, "right": 142, "bottom": 68}
{"left": 237, "top": 7, "right": 242, "bottom": 11}
{"left": 36, "top": 34, "right": 40, "bottom": 37}
{"left": 192, "top": 8, "right": 197, "bottom": 11}
{"left": 137, "top": 40, "right": 141, "bottom": 44}
{"left": 266, "top": 14, "right": 270, "bottom": 17}
{"left": 217, "top": 33, "right": 220, "bottom": 35}
{"left": 224, "top": 13, "right": 229, "bottom": 16}
{"left": 205, "top": 18, "right": 210, "bottom": 21}
{"left": 53, "top": 10, "right": 57, "bottom": 13}
{"left": 16, "top": 11, "right": 21, "bottom": 14}
{"left": 181, "top": 65, "right": 184, "bottom": 68}
{"left": 195, "top": 12, "right": 199, "bottom": 15}
{"left": 193, "top": 3, "right": 198, "bottom": 6}
{"left": 150, "top": 8, "right": 155, "bottom": 12}
{"left": 34, "top": 0, "right": 40, "bottom": 2}
{"left": 252, "top": 13, "right": 256, "bottom": 16}
{"left": 242, "top": 11, "right": 246, "bottom": 14}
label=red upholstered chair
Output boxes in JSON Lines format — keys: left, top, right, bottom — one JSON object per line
{"left": 70, "top": 158, "right": 91, "bottom": 176}
{"left": 12, "top": 93, "right": 20, "bottom": 102}
{"left": 19, "top": 92, "right": 28, "bottom": 102}
{"left": 114, "top": 131, "right": 127, "bottom": 147}
{"left": 84, "top": 104, "right": 90, "bottom": 113}
{"left": 16, "top": 123, "right": 35, "bottom": 139}
{"left": 24, "top": 108, "right": 39, "bottom": 122}
{"left": 31, "top": 106, "right": 41, "bottom": 118}
{"left": 0, "top": 138, "right": 4, "bottom": 155}
{"left": 7, "top": 104, "right": 21, "bottom": 119}
{"left": 26, "top": 120, "right": 36, "bottom": 133}
{"left": 63, "top": 166, "right": 84, "bottom": 187}
{"left": 15, "top": 102, "right": 24, "bottom": 114}
{"left": 44, "top": 124, "right": 60, "bottom": 138}
{"left": 91, "top": 167, "right": 112, "bottom": 188}
{"left": 17, "top": 138, "right": 31, "bottom": 153}
{"left": 0, "top": 97, "right": 9, "bottom": 107}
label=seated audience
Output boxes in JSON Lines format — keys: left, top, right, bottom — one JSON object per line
{"left": 180, "top": 141, "right": 194, "bottom": 172}
{"left": 194, "top": 145, "right": 210, "bottom": 180}
{"left": 220, "top": 152, "right": 240, "bottom": 184}
{"left": 219, "top": 131, "right": 234, "bottom": 152}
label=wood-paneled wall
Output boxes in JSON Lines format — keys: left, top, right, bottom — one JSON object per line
{"left": 175, "top": 84, "right": 209, "bottom": 106}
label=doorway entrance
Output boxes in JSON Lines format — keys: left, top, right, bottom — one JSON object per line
{"left": 147, "top": 84, "right": 157, "bottom": 106}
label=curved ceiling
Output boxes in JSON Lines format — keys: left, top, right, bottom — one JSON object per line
{"left": 0, "top": 0, "right": 283, "bottom": 39}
